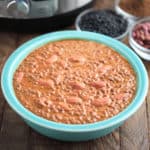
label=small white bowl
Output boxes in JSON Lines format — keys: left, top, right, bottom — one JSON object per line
{"left": 75, "top": 9, "right": 130, "bottom": 41}
{"left": 129, "top": 17, "right": 150, "bottom": 60}
{"left": 114, "top": 0, "right": 139, "bottom": 24}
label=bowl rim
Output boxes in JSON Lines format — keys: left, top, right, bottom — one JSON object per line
{"left": 129, "top": 17, "right": 150, "bottom": 54}
{"left": 1, "top": 30, "right": 149, "bottom": 132}
{"left": 114, "top": 0, "right": 139, "bottom": 20}
{"left": 75, "top": 8, "right": 130, "bottom": 40}
{"left": 129, "top": 39, "right": 150, "bottom": 61}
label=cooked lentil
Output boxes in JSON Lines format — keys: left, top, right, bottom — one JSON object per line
{"left": 13, "top": 39, "right": 137, "bottom": 124}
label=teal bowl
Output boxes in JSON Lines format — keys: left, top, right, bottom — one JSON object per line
{"left": 1, "top": 31, "right": 148, "bottom": 141}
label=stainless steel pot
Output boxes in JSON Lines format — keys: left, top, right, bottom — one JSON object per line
{"left": 59, "top": 0, "right": 92, "bottom": 13}
{"left": 0, "top": 0, "right": 93, "bottom": 18}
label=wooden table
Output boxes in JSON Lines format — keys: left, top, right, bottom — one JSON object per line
{"left": 0, "top": 0, "right": 149, "bottom": 150}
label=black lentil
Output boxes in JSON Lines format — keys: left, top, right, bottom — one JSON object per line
{"left": 78, "top": 10, "right": 128, "bottom": 38}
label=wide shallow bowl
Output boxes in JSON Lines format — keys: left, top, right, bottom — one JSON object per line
{"left": 129, "top": 17, "right": 150, "bottom": 61}
{"left": 1, "top": 31, "right": 148, "bottom": 141}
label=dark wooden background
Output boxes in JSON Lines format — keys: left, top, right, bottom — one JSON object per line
{"left": 0, "top": 0, "right": 149, "bottom": 150}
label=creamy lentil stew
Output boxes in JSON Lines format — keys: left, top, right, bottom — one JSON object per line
{"left": 13, "top": 39, "right": 136, "bottom": 124}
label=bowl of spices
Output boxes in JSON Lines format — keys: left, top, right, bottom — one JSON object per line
{"left": 115, "top": 0, "right": 150, "bottom": 22}
{"left": 129, "top": 17, "right": 150, "bottom": 60}
{"left": 75, "top": 9, "right": 129, "bottom": 40}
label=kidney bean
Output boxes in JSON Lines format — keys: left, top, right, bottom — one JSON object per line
{"left": 36, "top": 55, "right": 43, "bottom": 60}
{"left": 55, "top": 74, "right": 63, "bottom": 85}
{"left": 120, "top": 103, "right": 125, "bottom": 108}
{"left": 73, "top": 111, "right": 82, "bottom": 116}
{"left": 91, "top": 111, "right": 97, "bottom": 117}
{"left": 98, "top": 64, "right": 112, "bottom": 74}
{"left": 92, "top": 97, "right": 111, "bottom": 107}
{"left": 69, "top": 81, "right": 85, "bottom": 90}
{"left": 51, "top": 115, "right": 58, "bottom": 122}
{"left": 38, "top": 79, "right": 54, "bottom": 89}
{"left": 47, "top": 55, "right": 58, "bottom": 63}
{"left": 69, "top": 55, "right": 86, "bottom": 63}
{"left": 47, "top": 109, "right": 51, "bottom": 113}
{"left": 59, "top": 60, "right": 68, "bottom": 69}
{"left": 55, "top": 114, "right": 63, "bottom": 121}
{"left": 66, "top": 96, "right": 82, "bottom": 104}
{"left": 45, "top": 112, "right": 50, "bottom": 118}
{"left": 38, "top": 97, "right": 52, "bottom": 107}
{"left": 15, "top": 72, "right": 24, "bottom": 83}
{"left": 55, "top": 49, "right": 63, "bottom": 56}
{"left": 90, "top": 81, "right": 105, "bottom": 89}
{"left": 115, "top": 93, "right": 127, "bottom": 102}
{"left": 80, "top": 94, "right": 90, "bottom": 101}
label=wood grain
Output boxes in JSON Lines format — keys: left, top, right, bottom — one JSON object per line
{"left": 120, "top": 102, "right": 149, "bottom": 150}
{"left": 25, "top": 126, "right": 120, "bottom": 150}
{"left": 90, "top": 130, "right": 120, "bottom": 150}
{"left": 0, "top": 105, "right": 29, "bottom": 150}
{"left": 0, "top": 32, "right": 17, "bottom": 128}
{"left": 0, "top": 32, "right": 30, "bottom": 150}
{"left": 0, "top": 32, "right": 17, "bottom": 71}
{"left": 28, "top": 129, "right": 120, "bottom": 150}
{"left": 144, "top": 61, "right": 150, "bottom": 145}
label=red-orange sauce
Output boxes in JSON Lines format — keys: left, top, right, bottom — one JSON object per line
{"left": 13, "top": 40, "right": 136, "bottom": 124}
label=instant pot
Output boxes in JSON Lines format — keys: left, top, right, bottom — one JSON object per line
{"left": 0, "top": 0, "right": 94, "bottom": 32}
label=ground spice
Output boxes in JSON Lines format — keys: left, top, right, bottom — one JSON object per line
{"left": 78, "top": 10, "right": 128, "bottom": 38}
{"left": 119, "top": 0, "right": 150, "bottom": 17}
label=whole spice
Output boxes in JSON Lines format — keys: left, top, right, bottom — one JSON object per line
{"left": 132, "top": 22, "right": 150, "bottom": 49}
{"left": 78, "top": 10, "right": 128, "bottom": 38}
{"left": 119, "top": 0, "right": 150, "bottom": 17}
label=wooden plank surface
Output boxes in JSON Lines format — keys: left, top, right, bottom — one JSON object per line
{"left": 0, "top": 32, "right": 30, "bottom": 150}
{"left": 0, "top": 32, "right": 17, "bottom": 127}
{"left": 0, "top": 105, "right": 29, "bottom": 150}
{"left": 120, "top": 102, "right": 149, "bottom": 150}
{"left": 145, "top": 61, "right": 150, "bottom": 145}
{"left": 0, "top": 0, "right": 149, "bottom": 150}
